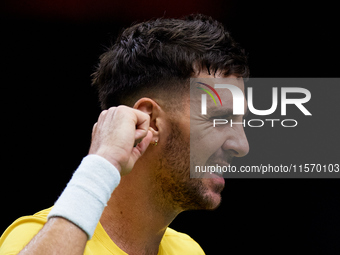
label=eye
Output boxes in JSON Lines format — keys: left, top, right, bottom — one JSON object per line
{"left": 210, "top": 114, "right": 232, "bottom": 120}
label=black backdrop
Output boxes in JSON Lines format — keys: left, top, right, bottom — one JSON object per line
{"left": 1, "top": 0, "right": 339, "bottom": 254}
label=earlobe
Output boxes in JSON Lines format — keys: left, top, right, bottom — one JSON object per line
{"left": 148, "top": 123, "right": 160, "bottom": 145}
{"left": 150, "top": 138, "right": 158, "bottom": 146}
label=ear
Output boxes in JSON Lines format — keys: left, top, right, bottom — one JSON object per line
{"left": 133, "top": 98, "right": 160, "bottom": 143}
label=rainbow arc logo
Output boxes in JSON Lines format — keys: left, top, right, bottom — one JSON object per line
{"left": 196, "top": 82, "right": 223, "bottom": 106}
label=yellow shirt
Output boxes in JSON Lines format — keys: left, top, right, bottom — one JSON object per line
{"left": 0, "top": 207, "right": 205, "bottom": 255}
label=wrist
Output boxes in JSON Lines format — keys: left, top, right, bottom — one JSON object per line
{"left": 48, "top": 154, "right": 121, "bottom": 239}
{"left": 90, "top": 152, "right": 123, "bottom": 174}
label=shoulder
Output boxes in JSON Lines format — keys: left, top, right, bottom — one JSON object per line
{"left": 161, "top": 227, "right": 205, "bottom": 254}
{"left": 0, "top": 207, "right": 51, "bottom": 254}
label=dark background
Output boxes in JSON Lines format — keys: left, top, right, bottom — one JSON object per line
{"left": 1, "top": 0, "right": 339, "bottom": 254}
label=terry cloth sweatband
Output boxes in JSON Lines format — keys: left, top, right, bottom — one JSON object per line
{"left": 48, "top": 154, "right": 121, "bottom": 239}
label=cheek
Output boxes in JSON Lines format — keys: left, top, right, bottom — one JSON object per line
{"left": 191, "top": 132, "right": 224, "bottom": 166}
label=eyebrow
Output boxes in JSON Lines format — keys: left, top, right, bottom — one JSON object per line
{"left": 209, "top": 107, "right": 250, "bottom": 118}
{"left": 209, "top": 107, "right": 233, "bottom": 117}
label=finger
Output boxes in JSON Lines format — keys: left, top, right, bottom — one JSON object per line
{"left": 92, "top": 122, "right": 98, "bottom": 134}
{"left": 99, "top": 109, "right": 109, "bottom": 118}
{"left": 134, "top": 130, "right": 153, "bottom": 155}
{"left": 133, "top": 138, "right": 143, "bottom": 147}
{"left": 133, "top": 109, "right": 151, "bottom": 140}
{"left": 97, "top": 109, "right": 109, "bottom": 125}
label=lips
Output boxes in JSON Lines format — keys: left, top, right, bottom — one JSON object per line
{"left": 209, "top": 173, "right": 225, "bottom": 190}
{"left": 206, "top": 162, "right": 230, "bottom": 178}
{"left": 212, "top": 162, "right": 230, "bottom": 167}
{"left": 212, "top": 170, "right": 223, "bottom": 178}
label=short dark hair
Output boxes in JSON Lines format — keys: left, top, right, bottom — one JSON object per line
{"left": 92, "top": 14, "right": 249, "bottom": 110}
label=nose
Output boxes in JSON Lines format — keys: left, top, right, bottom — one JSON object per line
{"left": 222, "top": 125, "right": 249, "bottom": 158}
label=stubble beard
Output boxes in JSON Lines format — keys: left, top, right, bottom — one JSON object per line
{"left": 153, "top": 121, "right": 222, "bottom": 213}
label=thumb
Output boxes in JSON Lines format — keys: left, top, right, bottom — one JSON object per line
{"left": 135, "top": 130, "right": 153, "bottom": 155}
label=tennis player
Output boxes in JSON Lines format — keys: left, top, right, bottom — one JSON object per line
{"left": 0, "top": 14, "right": 249, "bottom": 255}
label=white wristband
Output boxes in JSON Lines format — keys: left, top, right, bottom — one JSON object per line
{"left": 48, "top": 154, "right": 121, "bottom": 239}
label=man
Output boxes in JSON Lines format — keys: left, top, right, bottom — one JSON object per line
{"left": 0, "top": 14, "right": 249, "bottom": 254}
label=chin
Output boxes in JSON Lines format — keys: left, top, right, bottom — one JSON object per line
{"left": 201, "top": 178, "right": 224, "bottom": 210}
{"left": 205, "top": 191, "right": 222, "bottom": 210}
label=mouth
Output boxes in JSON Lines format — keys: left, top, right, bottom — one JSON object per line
{"left": 208, "top": 172, "right": 225, "bottom": 193}
{"left": 212, "top": 170, "right": 223, "bottom": 178}
{"left": 207, "top": 162, "right": 230, "bottom": 178}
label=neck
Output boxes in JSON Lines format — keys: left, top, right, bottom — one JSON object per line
{"left": 100, "top": 164, "right": 181, "bottom": 255}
